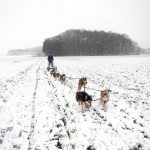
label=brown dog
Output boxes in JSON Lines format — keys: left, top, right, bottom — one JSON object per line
{"left": 54, "top": 73, "right": 61, "bottom": 80}
{"left": 59, "top": 74, "right": 66, "bottom": 85}
{"left": 76, "top": 91, "right": 92, "bottom": 112}
{"left": 78, "top": 77, "right": 87, "bottom": 91}
{"left": 52, "top": 72, "right": 57, "bottom": 78}
{"left": 53, "top": 72, "right": 60, "bottom": 80}
{"left": 100, "top": 89, "right": 111, "bottom": 111}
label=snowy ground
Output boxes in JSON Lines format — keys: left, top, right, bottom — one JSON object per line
{"left": 0, "top": 55, "right": 150, "bottom": 150}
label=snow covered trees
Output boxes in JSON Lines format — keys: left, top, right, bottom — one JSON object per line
{"left": 43, "top": 29, "right": 140, "bottom": 56}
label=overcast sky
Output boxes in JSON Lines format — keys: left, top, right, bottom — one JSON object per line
{"left": 0, "top": 0, "right": 150, "bottom": 55}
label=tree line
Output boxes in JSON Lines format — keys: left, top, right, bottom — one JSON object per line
{"left": 43, "top": 29, "right": 141, "bottom": 56}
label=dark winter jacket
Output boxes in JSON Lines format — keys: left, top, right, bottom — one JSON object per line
{"left": 48, "top": 55, "right": 54, "bottom": 63}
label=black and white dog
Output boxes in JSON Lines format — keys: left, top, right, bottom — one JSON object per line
{"left": 76, "top": 91, "right": 92, "bottom": 112}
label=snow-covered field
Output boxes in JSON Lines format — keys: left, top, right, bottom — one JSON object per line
{"left": 0, "top": 55, "right": 150, "bottom": 150}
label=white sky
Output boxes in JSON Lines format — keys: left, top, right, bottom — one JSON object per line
{"left": 0, "top": 0, "right": 150, "bottom": 55}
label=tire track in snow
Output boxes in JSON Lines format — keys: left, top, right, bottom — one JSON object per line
{"left": 28, "top": 63, "right": 65, "bottom": 150}
{"left": 28, "top": 65, "right": 41, "bottom": 150}
{"left": 45, "top": 71, "right": 72, "bottom": 149}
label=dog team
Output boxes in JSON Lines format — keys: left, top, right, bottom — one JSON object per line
{"left": 47, "top": 55, "right": 111, "bottom": 112}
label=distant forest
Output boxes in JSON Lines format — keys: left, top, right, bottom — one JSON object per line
{"left": 8, "top": 46, "right": 43, "bottom": 56}
{"left": 43, "top": 29, "right": 141, "bottom": 56}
